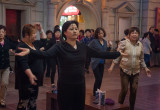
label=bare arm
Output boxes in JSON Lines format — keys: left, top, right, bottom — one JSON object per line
{"left": 25, "top": 69, "right": 37, "bottom": 85}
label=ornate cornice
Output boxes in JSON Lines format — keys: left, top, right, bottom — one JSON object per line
{"left": 0, "top": 0, "right": 36, "bottom": 6}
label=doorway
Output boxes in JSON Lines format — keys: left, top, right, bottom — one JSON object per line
{"left": 6, "top": 9, "right": 21, "bottom": 41}
{"left": 118, "top": 17, "right": 131, "bottom": 40}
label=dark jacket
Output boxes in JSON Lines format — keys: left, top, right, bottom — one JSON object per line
{"left": 149, "top": 32, "right": 156, "bottom": 52}
{"left": 0, "top": 38, "right": 18, "bottom": 69}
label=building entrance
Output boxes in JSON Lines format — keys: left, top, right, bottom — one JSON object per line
{"left": 6, "top": 9, "right": 21, "bottom": 40}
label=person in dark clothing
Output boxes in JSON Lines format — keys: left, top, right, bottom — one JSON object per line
{"left": 44, "top": 28, "right": 61, "bottom": 88}
{"left": 88, "top": 27, "right": 111, "bottom": 96}
{"left": 15, "top": 23, "right": 46, "bottom": 110}
{"left": 44, "top": 30, "right": 53, "bottom": 77}
{"left": 81, "top": 29, "right": 94, "bottom": 73}
{"left": 154, "top": 29, "right": 160, "bottom": 66}
{"left": 148, "top": 26, "right": 156, "bottom": 66}
{"left": 78, "top": 30, "right": 85, "bottom": 41}
{"left": 0, "top": 25, "right": 18, "bottom": 107}
{"left": 15, "top": 21, "right": 121, "bottom": 110}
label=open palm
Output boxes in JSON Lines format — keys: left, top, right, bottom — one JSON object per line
{"left": 15, "top": 47, "right": 30, "bottom": 56}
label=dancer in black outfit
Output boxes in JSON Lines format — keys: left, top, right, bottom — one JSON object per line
{"left": 16, "top": 21, "right": 121, "bottom": 110}
{"left": 15, "top": 23, "right": 46, "bottom": 110}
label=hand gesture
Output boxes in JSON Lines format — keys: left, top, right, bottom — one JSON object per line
{"left": 108, "top": 67, "right": 113, "bottom": 73}
{"left": 34, "top": 22, "right": 42, "bottom": 32}
{"left": 119, "top": 50, "right": 128, "bottom": 56}
{"left": 145, "top": 68, "right": 151, "bottom": 78}
{"left": 40, "top": 47, "right": 45, "bottom": 51}
{"left": 29, "top": 75, "right": 37, "bottom": 85}
{"left": 15, "top": 47, "right": 30, "bottom": 56}
{"left": 9, "top": 49, "right": 15, "bottom": 54}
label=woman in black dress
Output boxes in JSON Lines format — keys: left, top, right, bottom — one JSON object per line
{"left": 16, "top": 21, "right": 121, "bottom": 110}
{"left": 15, "top": 23, "right": 46, "bottom": 110}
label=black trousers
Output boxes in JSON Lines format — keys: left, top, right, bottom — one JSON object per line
{"left": 85, "top": 56, "right": 91, "bottom": 70}
{"left": 93, "top": 63, "right": 104, "bottom": 96}
{"left": 17, "top": 85, "right": 38, "bottom": 110}
{"left": 57, "top": 82, "right": 85, "bottom": 110}
{"left": 46, "top": 58, "right": 56, "bottom": 84}
{"left": 118, "top": 69, "right": 139, "bottom": 110}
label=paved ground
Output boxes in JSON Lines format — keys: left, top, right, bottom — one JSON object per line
{"left": 1, "top": 62, "right": 160, "bottom": 110}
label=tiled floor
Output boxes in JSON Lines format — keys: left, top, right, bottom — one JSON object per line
{"left": 1, "top": 64, "right": 160, "bottom": 110}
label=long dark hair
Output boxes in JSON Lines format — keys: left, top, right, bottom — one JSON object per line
{"left": 62, "top": 21, "right": 79, "bottom": 40}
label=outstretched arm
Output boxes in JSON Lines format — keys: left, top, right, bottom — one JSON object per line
{"left": 15, "top": 44, "right": 59, "bottom": 58}
{"left": 87, "top": 45, "right": 121, "bottom": 59}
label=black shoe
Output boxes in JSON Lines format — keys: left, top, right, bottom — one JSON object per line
{"left": 0, "top": 101, "right": 6, "bottom": 108}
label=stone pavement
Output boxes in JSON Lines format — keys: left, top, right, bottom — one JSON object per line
{"left": 1, "top": 64, "right": 160, "bottom": 110}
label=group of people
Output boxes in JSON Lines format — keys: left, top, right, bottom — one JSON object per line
{"left": 0, "top": 20, "right": 152, "bottom": 110}
{"left": 140, "top": 27, "right": 160, "bottom": 67}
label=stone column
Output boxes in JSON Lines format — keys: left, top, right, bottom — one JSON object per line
{"left": 102, "top": 7, "right": 110, "bottom": 40}
{"left": 47, "top": 1, "right": 59, "bottom": 30}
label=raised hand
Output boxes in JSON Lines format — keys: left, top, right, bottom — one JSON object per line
{"left": 15, "top": 47, "right": 30, "bottom": 56}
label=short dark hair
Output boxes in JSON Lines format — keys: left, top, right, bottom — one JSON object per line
{"left": 91, "top": 29, "right": 94, "bottom": 32}
{"left": 62, "top": 21, "right": 79, "bottom": 40}
{"left": 124, "top": 29, "right": 129, "bottom": 36}
{"left": 22, "top": 24, "right": 35, "bottom": 38}
{"left": 79, "top": 30, "right": 84, "bottom": 35}
{"left": 0, "top": 25, "right": 6, "bottom": 31}
{"left": 85, "top": 29, "right": 91, "bottom": 33}
{"left": 54, "top": 25, "right": 59, "bottom": 30}
{"left": 154, "top": 28, "right": 159, "bottom": 32}
{"left": 46, "top": 30, "right": 52, "bottom": 35}
{"left": 129, "top": 27, "right": 140, "bottom": 35}
{"left": 54, "top": 28, "right": 60, "bottom": 33}
{"left": 149, "top": 26, "right": 154, "bottom": 31}
{"left": 94, "top": 27, "right": 106, "bottom": 39}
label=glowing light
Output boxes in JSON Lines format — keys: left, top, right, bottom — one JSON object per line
{"left": 62, "top": 5, "right": 79, "bottom": 16}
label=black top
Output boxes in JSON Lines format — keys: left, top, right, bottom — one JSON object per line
{"left": 30, "top": 41, "right": 120, "bottom": 85}
{"left": 44, "top": 38, "right": 56, "bottom": 50}
{"left": 0, "top": 38, "right": 18, "bottom": 69}
{"left": 15, "top": 40, "right": 46, "bottom": 89}
{"left": 149, "top": 32, "right": 156, "bottom": 52}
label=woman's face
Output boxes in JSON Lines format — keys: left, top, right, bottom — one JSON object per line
{"left": 79, "top": 32, "right": 83, "bottom": 36}
{"left": 64, "top": 23, "right": 79, "bottom": 40}
{"left": 85, "top": 31, "right": 91, "bottom": 37}
{"left": 129, "top": 30, "right": 139, "bottom": 42}
{"left": 47, "top": 33, "right": 52, "bottom": 39}
{"left": 98, "top": 30, "right": 104, "bottom": 39}
{"left": 0, "top": 29, "right": 6, "bottom": 40}
{"left": 29, "top": 29, "right": 37, "bottom": 42}
{"left": 55, "top": 31, "right": 60, "bottom": 39}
